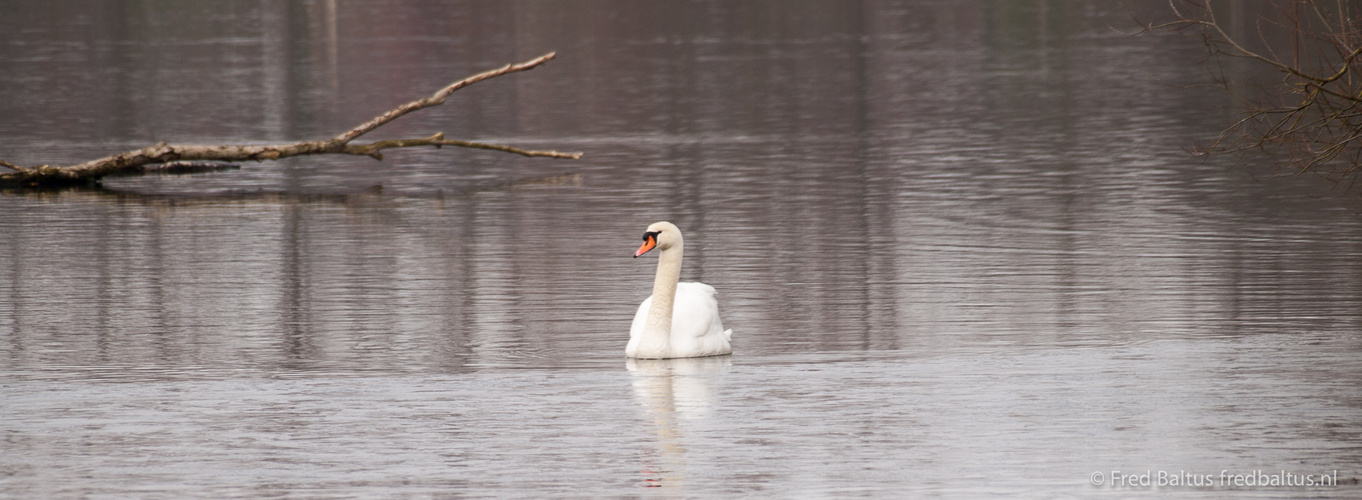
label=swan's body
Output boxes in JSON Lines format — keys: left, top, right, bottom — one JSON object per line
{"left": 627, "top": 222, "right": 732, "bottom": 359}
{"left": 629, "top": 282, "right": 731, "bottom": 358}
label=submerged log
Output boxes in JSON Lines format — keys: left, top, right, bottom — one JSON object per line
{"left": 0, "top": 52, "right": 581, "bottom": 188}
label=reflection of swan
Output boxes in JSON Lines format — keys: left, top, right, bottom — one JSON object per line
{"left": 628, "top": 356, "right": 733, "bottom": 419}
{"left": 627, "top": 356, "right": 732, "bottom": 489}
{"left": 628, "top": 222, "right": 733, "bottom": 359}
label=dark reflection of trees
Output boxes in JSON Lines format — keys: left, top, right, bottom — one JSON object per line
{"left": 2, "top": 0, "right": 1360, "bottom": 373}
{"left": 280, "top": 202, "right": 316, "bottom": 367}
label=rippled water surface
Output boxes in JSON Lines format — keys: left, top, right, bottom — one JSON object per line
{"left": 2, "top": 1, "right": 1361, "bottom": 497}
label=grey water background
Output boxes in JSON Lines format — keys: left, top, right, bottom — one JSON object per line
{"left": 2, "top": 1, "right": 1361, "bottom": 497}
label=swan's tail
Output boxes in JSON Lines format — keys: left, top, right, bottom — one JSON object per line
{"left": 723, "top": 329, "right": 733, "bottom": 341}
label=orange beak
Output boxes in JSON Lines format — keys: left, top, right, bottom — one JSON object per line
{"left": 634, "top": 234, "right": 657, "bottom": 258}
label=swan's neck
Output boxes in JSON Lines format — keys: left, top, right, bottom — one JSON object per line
{"left": 639, "top": 243, "right": 683, "bottom": 357}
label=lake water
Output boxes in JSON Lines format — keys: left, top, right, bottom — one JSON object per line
{"left": 2, "top": 1, "right": 1361, "bottom": 497}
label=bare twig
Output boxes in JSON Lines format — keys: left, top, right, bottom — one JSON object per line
{"left": 346, "top": 132, "right": 583, "bottom": 160}
{"left": 1140, "top": 0, "right": 1362, "bottom": 192}
{"left": 0, "top": 52, "right": 580, "bottom": 188}
{"left": 331, "top": 52, "right": 558, "bottom": 146}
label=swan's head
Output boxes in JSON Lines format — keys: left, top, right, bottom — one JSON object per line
{"left": 634, "top": 221, "right": 682, "bottom": 258}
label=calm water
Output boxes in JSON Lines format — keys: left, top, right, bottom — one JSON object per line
{"left": 2, "top": 1, "right": 1361, "bottom": 497}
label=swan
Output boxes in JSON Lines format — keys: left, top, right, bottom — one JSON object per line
{"left": 628, "top": 221, "right": 732, "bottom": 359}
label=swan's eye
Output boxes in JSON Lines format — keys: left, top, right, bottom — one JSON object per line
{"left": 643, "top": 231, "right": 660, "bottom": 242}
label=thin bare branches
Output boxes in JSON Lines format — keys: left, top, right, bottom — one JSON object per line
{"left": 345, "top": 132, "right": 583, "bottom": 160}
{"left": 330, "top": 52, "right": 558, "bottom": 146}
{"left": 0, "top": 52, "right": 581, "bottom": 188}
{"left": 1139, "top": 1, "right": 1362, "bottom": 192}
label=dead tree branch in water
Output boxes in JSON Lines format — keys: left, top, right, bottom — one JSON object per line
{"left": 0, "top": 52, "right": 582, "bottom": 188}
{"left": 1137, "top": 1, "right": 1362, "bottom": 193}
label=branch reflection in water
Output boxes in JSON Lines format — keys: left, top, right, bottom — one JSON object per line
{"left": 627, "top": 356, "right": 732, "bottom": 489}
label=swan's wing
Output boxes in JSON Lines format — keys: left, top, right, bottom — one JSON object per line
{"left": 679, "top": 281, "right": 717, "bottom": 296}
{"left": 673, "top": 282, "right": 726, "bottom": 339}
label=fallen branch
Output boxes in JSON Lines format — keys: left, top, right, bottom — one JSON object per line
{"left": 0, "top": 52, "right": 582, "bottom": 188}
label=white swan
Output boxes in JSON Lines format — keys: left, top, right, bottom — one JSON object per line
{"left": 628, "top": 221, "right": 732, "bottom": 359}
